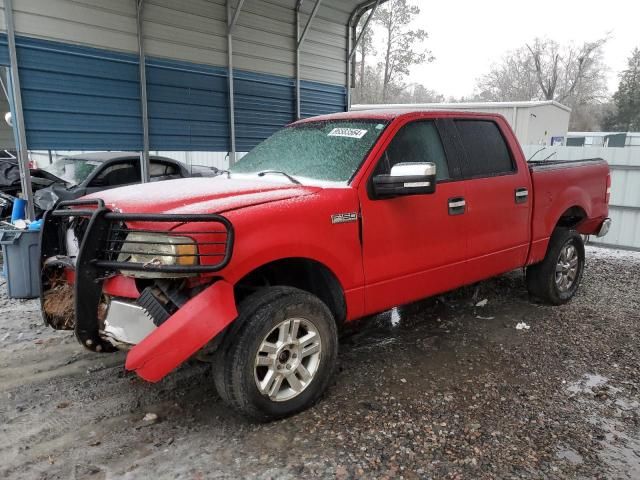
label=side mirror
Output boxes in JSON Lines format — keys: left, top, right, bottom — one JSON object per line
{"left": 372, "top": 162, "right": 437, "bottom": 198}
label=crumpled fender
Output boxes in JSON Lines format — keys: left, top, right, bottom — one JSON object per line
{"left": 125, "top": 280, "right": 237, "bottom": 382}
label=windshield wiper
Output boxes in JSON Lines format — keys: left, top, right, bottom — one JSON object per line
{"left": 257, "top": 170, "right": 302, "bottom": 185}
{"left": 528, "top": 147, "right": 546, "bottom": 161}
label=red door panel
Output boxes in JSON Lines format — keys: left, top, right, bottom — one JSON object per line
{"left": 465, "top": 173, "right": 531, "bottom": 281}
{"left": 451, "top": 118, "right": 532, "bottom": 283}
{"left": 357, "top": 119, "right": 468, "bottom": 316}
{"left": 359, "top": 182, "right": 467, "bottom": 315}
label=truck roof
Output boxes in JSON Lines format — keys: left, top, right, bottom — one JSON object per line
{"left": 294, "top": 108, "right": 506, "bottom": 124}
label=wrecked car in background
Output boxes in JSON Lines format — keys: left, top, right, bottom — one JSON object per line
{"left": 0, "top": 152, "right": 218, "bottom": 218}
{"left": 32, "top": 152, "right": 218, "bottom": 212}
{"left": 40, "top": 110, "right": 611, "bottom": 421}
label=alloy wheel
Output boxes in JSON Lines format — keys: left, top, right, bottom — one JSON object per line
{"left": 254, "top": 317, "right": 322, "bottom": 402}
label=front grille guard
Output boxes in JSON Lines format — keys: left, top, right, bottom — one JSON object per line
{"left": 39, "top": 198, "right": 235, "bottom": 352}
{"left": 48, "top": 199, "right": 234, "bottom": 273}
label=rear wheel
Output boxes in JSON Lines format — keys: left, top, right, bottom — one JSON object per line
{"left": 213, "top": 286, "right": 338, "bottom": 421}
{"left": 526, "top": 228, "right": 585, "bottom": 305}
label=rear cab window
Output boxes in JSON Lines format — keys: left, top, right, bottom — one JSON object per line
{"left": 454, "top": 120, "right": 515, "bottom": 178}
{"left": 149, "top": 161, "right": 181, "bottom": 181}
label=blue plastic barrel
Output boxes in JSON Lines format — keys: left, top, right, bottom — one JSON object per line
{"left": 11, "top": 198, "right": 27, "bottom": 223}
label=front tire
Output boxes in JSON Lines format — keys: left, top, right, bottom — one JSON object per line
{"left": 213, "top": 287, "right": 338, "bottom": 421}
{"left": 526, "top": 228, "right": 585, "bottom": 305}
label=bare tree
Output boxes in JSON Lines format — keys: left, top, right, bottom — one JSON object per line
{"left": 395, "top": 83, "right": 445, "bottom": 103}
{"left": 526, "top": 37, "right": 608, "bottom": 105}
{"left": 476, "top": 48, "right": 539, "bottom": 101}
{"left": 355, "top": 15, "right": 376, "bottom": 92}
{"left": 374, "top": 0, "right": 432, "bottom": 101}
{"left": 354, "top": 64, "right": 385, "bottom": 104}
{"left": 475, "top": 37, "right": 609, "bottom": 108}
{"left": 570, "top": 102, "right": 615, "bottom": 130}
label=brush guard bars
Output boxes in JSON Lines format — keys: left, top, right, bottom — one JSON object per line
{"left": 39, "top": 199, "right": 235, "bottom": 353}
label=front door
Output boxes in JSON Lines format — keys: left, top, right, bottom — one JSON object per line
{"left": 358, "top": 119, "right": 468, "bottom": 315}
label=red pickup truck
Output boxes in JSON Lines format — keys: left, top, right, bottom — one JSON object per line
{"left": 40, "top": 110, "right": 611, "bottom": 420}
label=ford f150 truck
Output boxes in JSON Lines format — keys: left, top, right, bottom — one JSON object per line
{"left": 40, "top": 110, "right": 611, "bottom": 420}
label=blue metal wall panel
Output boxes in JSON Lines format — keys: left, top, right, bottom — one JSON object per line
{"left": 234, "top": 70, "right": 295, "bottom": 151}
{"left": 0, "top": 34, "right": 348, "bottom": 151}
{"left": 300, "top": 80, "right": 346, "bottom": 119}
{"left": 14, "top": 35, "right": 142, "bottom": 150}
{"left": 146, "top": 57, "right": 230, "bottom": 151}
{"left": 0, "top": 35, "right": 10, "bottom": 66}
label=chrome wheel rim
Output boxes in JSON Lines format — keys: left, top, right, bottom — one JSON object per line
{"left": 254, "top": 317, "right": 322, "bottom": 402}
{"left": 555, "top": 242, "right": 579, "bottom": 292}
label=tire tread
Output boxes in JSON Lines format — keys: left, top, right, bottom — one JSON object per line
{"left": 526, "top": 228, "right": 585, "bottom": 305}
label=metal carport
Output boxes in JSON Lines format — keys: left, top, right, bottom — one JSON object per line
{"left": 0, "top": 0, "right": 385, "bottom": 219}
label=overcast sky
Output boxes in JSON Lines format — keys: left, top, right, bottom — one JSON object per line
{"left": 404, "top": 0, "right": 640, "bottom": 99}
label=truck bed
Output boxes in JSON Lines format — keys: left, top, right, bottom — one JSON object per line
{"left": 527, "top": 157, "right": 609, "bottom": 265}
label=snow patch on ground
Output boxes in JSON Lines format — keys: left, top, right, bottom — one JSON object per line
{"left": 586, "top": 244, "right": 640, "bottom": 261}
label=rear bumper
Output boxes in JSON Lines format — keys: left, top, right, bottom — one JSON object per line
{"left": 596, "top": 218, "right": 612, "bottom": 237}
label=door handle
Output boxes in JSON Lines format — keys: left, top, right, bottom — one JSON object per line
{"left": 448, "top": 197, "right": 466, "bottom": 215}
{"left": 515, "top": 187, "right": 529, "bottom": 204}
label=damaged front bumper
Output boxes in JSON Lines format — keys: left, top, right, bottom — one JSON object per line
{"left": 39, "top": 199, "right": 238, "bottom": 381}
{"left": 103, "top": 299, "right": 157, "bottom": 346}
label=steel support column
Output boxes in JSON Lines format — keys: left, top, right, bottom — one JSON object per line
{"left": 295, "top": 0, "right": 322, "bottom": 120}
{"left": 226, "top": 0, "right": 245, "bottom": 167}
{"left": 350, "top": 0, "right": 380, "bottom": 61}
{"left": 4, "top": 0, "right": 35, "bottom": 220}
{"left": 295, "top": 1, "right": 303, "bottom": 120}
{"left": 346, "top": 0, "right": 382, "bottom": 111}
{"left": 136, "top": 0, "right": 150, "bottom": 183}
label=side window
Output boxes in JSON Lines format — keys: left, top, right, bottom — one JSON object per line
{"left": 149, "top": 161, "right": 180, "bottom": 180}
{"left": 91, "top": 162, "right": 141, "bottom": 187}
{"left": 454, "top": 120, "right": 514, "bottom": 177}
{"left": 374, "top": 121, "right": 450, "bottom": 181}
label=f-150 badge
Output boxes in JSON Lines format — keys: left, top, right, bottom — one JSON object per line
{"left": 331, "top": 212, "right": 358, "bottom": 224}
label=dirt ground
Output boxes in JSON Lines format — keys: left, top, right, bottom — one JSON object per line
{"left": 1, "top": 245, "right": 640, "bottom": 479}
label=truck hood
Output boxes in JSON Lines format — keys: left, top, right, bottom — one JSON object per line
{"left": 85, "top": 177, "right": 321, "bottom": 214}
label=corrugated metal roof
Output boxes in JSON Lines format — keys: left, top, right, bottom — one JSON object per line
{"left": 0, "top": 0, "right": 384, "bottom": 150}
{"left": 0, "top": 0, "right": 388, "bottom": 86}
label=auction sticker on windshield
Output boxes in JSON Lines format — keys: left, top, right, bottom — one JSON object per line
{"left": 327, "top": 128, "right": 368, "bottom": 139}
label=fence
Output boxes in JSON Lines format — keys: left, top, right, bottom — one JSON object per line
{"left": 522, "top": 145, "right": 640, "bottom": 251}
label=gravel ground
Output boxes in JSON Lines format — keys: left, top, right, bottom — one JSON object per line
{"left": 1, "top": 245, "right": 640, "bottom": 479}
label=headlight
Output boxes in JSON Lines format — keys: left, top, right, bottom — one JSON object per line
{"left": 117, "top": 232, "right": 198, "bottom": 267}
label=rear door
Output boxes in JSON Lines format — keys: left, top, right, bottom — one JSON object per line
{"left": 358, "top": 119, "right": 468, "bottom": 315}
{"left": 450, "top": 118, "right": 531, "bottom": 281}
